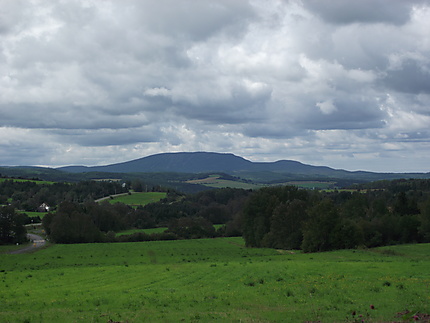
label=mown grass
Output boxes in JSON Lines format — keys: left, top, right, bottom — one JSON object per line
{"left": 1, "top": 239, "right": 429, "bottom": 322}
{"left": 108, "top": 192, "right": 167, "bottom": 207}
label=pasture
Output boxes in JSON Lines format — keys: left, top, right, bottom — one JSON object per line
{"left": 18, "top": 210, "right": 47, "bottom": 218}
{"left": 107, "top": 192, "right": 167, "bottom": 207}
{"left": 185, "top": 175, "right": 336, "bottom": 190}
{"left": 116, "top": 225, "right": 225, "bottom": 237}
{"left": 115, "top": 227, "right": 168, "bottom": 236}
{"left": 1, "top": 239, "right": 429, "bottom": 322}
{"left": 186, "top": 175, "right": 261, "bottom": 189}
{"left": 0, "top": 178, "right": 55, "bottom": 185}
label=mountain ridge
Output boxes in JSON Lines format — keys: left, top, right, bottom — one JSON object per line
{"left": 57, "top": 151, "right": 430, "bottom": 181}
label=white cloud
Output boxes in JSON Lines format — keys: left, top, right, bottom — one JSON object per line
{"left": 0, "top": 0, "right": 429, "bottom": 172}
{"left": 316, "top": 100, "right": 337, "bottom": 115}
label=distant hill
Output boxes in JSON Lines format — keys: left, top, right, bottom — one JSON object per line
{"left": 2, "top": 152, "right": 429, "bottom": 190}
{"left": 57, "top": 151, "right": 430, "bottom": 182}
{"left": 59, "top": 152, "right": 252, "bottom": 173}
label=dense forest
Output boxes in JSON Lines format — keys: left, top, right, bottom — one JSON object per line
{"left": 1, "top": 176, "right": 430, "bottom": 251}
{"left": 242, "top": 183, "right": 430, "bottom": 252}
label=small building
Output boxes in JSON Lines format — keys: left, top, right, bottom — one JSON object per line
{"left": 37, "top": 203, "right": 50, "bottom": 212}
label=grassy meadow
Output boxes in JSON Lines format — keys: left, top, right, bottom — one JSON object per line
{"left": 0, "top": 178, "right": 55, "bottom": 185}
{"left": 116, "top": 225, "right": 225, "bottom": 237}
{"left": 1, "top": 238, "right": 429, "bottom": 322}
{"left": 115, "top": 227, "right": 168, "bottom": 236}
{"left": 108, "top": 192, "right": 167, "bottom": 207}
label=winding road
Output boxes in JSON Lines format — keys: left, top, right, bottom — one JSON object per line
{"left": 9, "top": 233, "right": 46, "bottom": 254}
{"left": 94, "top": 192, "right": 131, "bottom": 203}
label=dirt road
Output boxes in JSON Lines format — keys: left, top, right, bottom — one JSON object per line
{"left": 9, "top": 233, "right": 46, "bottom": 254}
{"left": 94, "top": 192, "right": 131, "bottom": 203}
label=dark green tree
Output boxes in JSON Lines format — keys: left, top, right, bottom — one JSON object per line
{"left": 264, "top": 199, "right": 307, "bottom": 249}
{"left": 0, "top": 206, "right": 27, "bottom": 245}
{"left": 301, "top": 199, "right": 340, "bottom": 252}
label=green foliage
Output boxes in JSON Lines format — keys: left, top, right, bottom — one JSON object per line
{"left": 301, "top": 199, "right": 340, "bottom": 252}
{"left": 243, "top": 186, "right": 310, "bottom": 248}
{"left": 48, "top": 202, "right": 103, "bottom": 243}
{"left": 167, "top": 217, "right": 215, "bottom": 239}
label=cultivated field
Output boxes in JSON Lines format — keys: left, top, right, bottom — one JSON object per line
{"left": 1, "top": 239, "right": 429, "bottom": 322}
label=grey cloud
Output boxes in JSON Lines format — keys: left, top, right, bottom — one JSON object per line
{"left": 242, "top": 122, "right": 306, "bottom": 139}
{"left": 49, "top": 126, "right": 161, "bottom": 147}
{"left": 0, "top": 103, "right": 151, "bottom": 130}
{"left": 172, "top": 82, "right": 272, "bottom": 125}
{"left": 131, "top": 0, "right": 256, "bottom": 41}
{"left": 303, "top": 0, "right": 419, "bottom": 25}
{"left": 308, "top": 99, "right": 387, "bottom": 130}
{"left": 395, "top": 131, "right": 430, "bottom": 142}
{"left": 383, "top": 59, "right": 430, "bottom": 94}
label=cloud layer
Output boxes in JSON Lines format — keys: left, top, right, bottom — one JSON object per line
{"left": 1, "top": 0, "right": 430, "bottom": 172}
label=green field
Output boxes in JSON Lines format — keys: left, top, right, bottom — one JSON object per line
{"left": 186, "top": 175, "right": 261, "bottom": 189}
{"left": 1, "top": 239, "right": 429, "bottom": 322}
{"left": 116, "top": 225, "right": 225, "bottom": 237}
{"left": 185, "top": 175, "right": 337, "bottom": 190}
{"left": 0, "top": 178, "right": 55, "bottom": 185}
{"left": 107, "top": 192, "right": 167, "bottom": 207}
{"left": 17, "top": 210, "right": 47, "bottom": 218}
{"left": 116, "top": 227, "right": 168, "bottom": 236}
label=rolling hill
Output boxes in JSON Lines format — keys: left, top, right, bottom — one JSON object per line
{"left": 57, "top": 151, "right": 430, "bottom": 182}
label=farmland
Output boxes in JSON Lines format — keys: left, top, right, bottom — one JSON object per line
{"left": 185, "top": 175, "right": 261, "bottom": 189}
{"left": 185, "top": 175, "right": 336, "bottom": 190}
{"left": 1, "top": 238, "right": 429, "bottom": 322}
{"left": 107, "top": 192, "right": 167, "bottom": 207}
{"left": 0, "top": 178, "right": 55, "bottom": 185}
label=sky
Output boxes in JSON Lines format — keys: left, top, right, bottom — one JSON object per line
{"left": 1, "top": 0, "right": 430, "bottom": 173}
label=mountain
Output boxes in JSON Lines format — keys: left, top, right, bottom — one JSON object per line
{"left": 57, "top": 151, "right": 430, "bottom": 182}
{"left": 59, "top": 152, "right": 253, "bottom": 173}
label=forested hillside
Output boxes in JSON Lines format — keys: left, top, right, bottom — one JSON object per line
{"left": 1, "top": 176, "right": 430, "bottom": 251}
{"left": 0, "top": 179, "right": 128, "bottom": 212}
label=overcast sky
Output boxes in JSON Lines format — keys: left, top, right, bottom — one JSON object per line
{"left": 1, "top": 0, "right": 430, "bottom": 172}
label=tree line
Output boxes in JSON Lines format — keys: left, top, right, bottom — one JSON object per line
{"left": 242, "top": 184, "right": 430, "bottom": 252}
